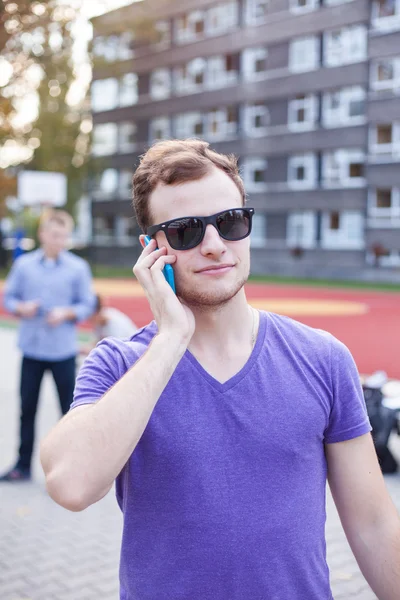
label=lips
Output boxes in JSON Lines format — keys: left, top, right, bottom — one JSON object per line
{"left": 196, "top": 264, "right": 234, "bottom": 273}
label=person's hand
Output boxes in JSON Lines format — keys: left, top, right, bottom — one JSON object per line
{"left": 16, "top": 300, "right": 40, "bottom": 319}
{"left": 133, "top": 239, "right": 195, "bottom": 344}
{"left": 46, "top": 307, "right": 71, "bottom": 327}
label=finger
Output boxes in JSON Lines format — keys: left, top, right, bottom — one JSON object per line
{"left": 149, "top": 255, "right": 176, "bottom": 287}
{"left": 135, "top": 246, "right": 167, "bottom": 270}
{"left": 137, "top": 238, "right": 157, "bottom": 260}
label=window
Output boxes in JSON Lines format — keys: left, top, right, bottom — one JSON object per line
{"left": 324, "top": 26, "right": 367, "bottom": 67}
{"left": 153, "top": 20, "right": 171, "bottom": 49}
{"left": 250, "top": 214, "right": 267, "bottom": 248}
{"left": 287, "top": 212, "right": 317, "bottom": 249}
{"left": 91, "top": 78, "right": 119, "bottom": 112}
{"left": 243, "top": 47, "right": 268, "bottom": 80}
{"left": 288, "top": 154, "right": 317, "bottom": 189}
{"left": 175, "top": 58, "right": 207, "bottom": 95}
{"left": 175, "top": 11, "right": 206, "bottom": 44}
{"left": 243, "top": 103, "right": 270, "bottom": 136}
{"left": 92, "top": 123, "right": 118, "bottom": 156}
{"left": 93, "top": 216, "right": 115, "bottom": 244}
{"left": 120, "top": 73, "right": 138, "bottom": 107}
{"left": 175, "top": 112, "right": 205, "bottom": 138}
{"left": 290, "top": 0, "right": 318, "bottom": 14}
{"left": 245, "top": 0, "right": 269, "bottom": 25}
{"left": 289, "top": 36, "right": 320, "bottom": 73}
{"left": 288, "top": 94, "right": 319, "bottom": 131}
{"left": 322, "top": 150, "right": 365, "bottom": 187}
{"left": 208, "top": 2, "right": 239, "bottom": 35}
{"left": 368, "top": 188, "right": 400, "bottom": 221}
{"left": 119, "top": 170, "right": 132, "bottom": 196}
{"left": 207, "top": 55, "right": 238, "bottom": 88}
{"left": 372, "top": 249, "right": 400, "bottom": 267}
{"left": 206, "top": 107, "right": 237, "bottom": 140}
{"left": 323, "top": 86, "right": 366, "bottom": 128}
{"left": 242, "top": 157, "right": 268, "bottom": 192}
{"left": 92, "top": 33, "right": 134, "bottom": 62}
{"left": 371, "top": 57, "right": 400, "bottom": 91}
{"left": 321, "top": 211, "right": 364, "bottom": 249}
{"left": 372, "top": 0, "right": 400, "bottom": 30}
{"left": 150, "top": 68, "right": 171, "bottom": 100}
{"left": 119, "top": 122, "right": 137, "bottom": 153}
{"left": 370, "top": 123, "right": 400, "bottom": 155}
{"left": 93, "top": 169, "right": 118, "bottom": 197}
{"left": 116, "top": 216, "right": 136, "bottom": 245}
{"left": 150, "top": 116, "right": 171, "bottom": 141}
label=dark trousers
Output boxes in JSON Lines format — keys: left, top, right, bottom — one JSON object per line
{"left": 17, "top": 355, "right": 76, "bottom": 470}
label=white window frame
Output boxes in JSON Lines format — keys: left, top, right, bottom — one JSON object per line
{"left": 93, "top": 215, "right": 116, "bottom": 245}
{"left": 289, "top": 36, "right": 320, "bottom": 73}
{"left": 324, "top": 0, "right": 354, "bottom": 5}
{"left": 243, "top": 103, "right": 270, "bottom": 137}
{"left": 242, "top": 47, "right": 269, "bottom": 81}
{"left": 150, "top": 116, "right": 171, "bottom": 141}
{"left": 322, "top": 86, "right": 366, "bottom": 128}
{"left": 116, "top": 215, "right": 135, "bottom": 246}
{"left": 372, "top": 0, "right": 400, "bottom": 31}
{"left": 377, "top": 250, "right": 400, "bottom": 267}
{"left": 175, "top": 10, "right": 206, "bottom": 44}
{"left": 369, "top": 123, "right": 400, "bottom": 156}
{"left": 91, "top": 78, "right": 119, "bottom": 112}
{"left": 288, "top": 154, "right": 317, "bottom": 189}
{"left": 320, "top": 211, "right": 365, "bottom": 249}
{"left": 287, "top": 211, "right": 317, "bottom": 249}
{"left": 323, "top": 25, "right": 367, "bottom": 68}
{"left": 150, "top": 68, "right": 171, "bottom": 100}
{"left": 207, "top": 55, "right": 238, "bottom": 89}
{"left": 174, "top": 112, "right": 205, "bottom": 138}
{"left": 207, "top": 2, "right": 239, "bottom": 35}
{"left": 175, "top": 58, "right": 207, "bottom": 95}
{"left": 153, "top": 20, "right": 171, "bottom": 50}
{"left": 242, "top": 157, "right": 268, "bottom": 192}
{"left": 322, "top": 149, "right": 365, "bottom": 188}
{"left": 370, "top": 57, "right": 400, "bottom": 91}
{"left": 119, "top": 122, "right": 137, "bottom": 153}
{"left": 206, "top": 107, "right": 237, "bottom": 141}
{"left": 250, "top": 213, "right": 267, "bottom": 248}
{"left": 290, "top": 0, "right": 319, "bottom": 15}
{"left": 119, "top": 169, "right": 132, "bottom": 196}
{"left": 92, "top": 123, "right": 118, "bottom": 156}
{"left": 119, "top": 73, "right": 138, "bottom": 107}
{"left": 288, "top": 94, "right": 319, "bottom": 131}
{"left": 368, "top": 188, "right": 400, "bottom": 219}
{"left": 245, "top": 0, "right": 269, "bottom": 25}
{"left": 93, "top": 168, "right": 119, "bottom": 198}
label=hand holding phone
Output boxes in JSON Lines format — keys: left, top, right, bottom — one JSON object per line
{"left": 144, "top": 235, "right": 176, "bottom": 294}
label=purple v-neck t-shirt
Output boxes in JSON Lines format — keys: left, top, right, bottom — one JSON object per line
{"left": 72, "top": 311, "right": 371, "bottom": 600}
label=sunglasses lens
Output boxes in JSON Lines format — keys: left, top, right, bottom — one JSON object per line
{"left": 166, "top": 218, "right": 203, "bottom": 250}
{"left": 217, "top": 209, "right": 251, "bottom": 240}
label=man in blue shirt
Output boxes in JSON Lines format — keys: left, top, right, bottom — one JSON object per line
{"left": 1, "top": 209, "right": 95, "bottom": 481}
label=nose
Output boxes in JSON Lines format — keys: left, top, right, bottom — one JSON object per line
{"left": 199, "top": 224, "right": 227, "bottom": 257}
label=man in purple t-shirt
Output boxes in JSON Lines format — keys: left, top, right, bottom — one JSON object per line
{"left": 41, "top": 140, "right": 400, "bottom": 600}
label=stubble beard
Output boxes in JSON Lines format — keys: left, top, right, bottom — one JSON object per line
{"left": 176, "top": 266, "right": 250, "bottom": 310}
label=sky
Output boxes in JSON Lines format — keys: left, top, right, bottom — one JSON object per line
{"left": 83, "top": 0, "right": 137, "bottom": 18}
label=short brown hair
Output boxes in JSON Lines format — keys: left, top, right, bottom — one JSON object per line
{"left": 39, "top": 208, "right": 74, "bottom": 232}
{"left": 132, "top": 139, "right": 246, "bottom": 231}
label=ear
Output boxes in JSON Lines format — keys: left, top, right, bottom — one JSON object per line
{"left": 139, "top": 234, "right": 146, "bottom": 249}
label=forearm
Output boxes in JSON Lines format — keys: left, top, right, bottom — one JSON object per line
{"left": 41, "top": 332, "right": 188, "bottom": 511}
{"left": 349, "top": 512, "right": 400, "bottom": 600}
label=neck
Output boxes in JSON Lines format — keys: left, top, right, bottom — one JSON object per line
{"left": 188, "top": 289, "right": 255, "bottom": 355}
{"left": 42, "top": 248, "right": 60, "bottom": 260}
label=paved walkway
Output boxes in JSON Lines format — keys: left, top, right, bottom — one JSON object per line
{"left": 1, "top": 328, "right": 399, "bottom": 600}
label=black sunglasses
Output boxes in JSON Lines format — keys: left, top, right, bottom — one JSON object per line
{"left": 146, "top": 208, "right": 255, "bottom": 251}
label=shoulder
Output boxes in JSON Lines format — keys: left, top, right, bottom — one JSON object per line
{"left": 265, "top": 311, "right": 334, "bottom": 350}
{"left": 11, "top": 249, "right": 40, "bottom": 271}
{"left": 62, "top": 251, "right": 91, "bottom": 272}
{"left": 264, "top": 310, "right": 356, "bottom": 378}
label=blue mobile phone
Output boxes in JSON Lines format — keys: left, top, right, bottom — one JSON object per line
{"left": 144, "top": 235, "right": 176, "bottom": 294}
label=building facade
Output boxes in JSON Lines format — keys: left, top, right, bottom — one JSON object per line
{"left": 89, "top": 0, "right": 400, "bottom": 281}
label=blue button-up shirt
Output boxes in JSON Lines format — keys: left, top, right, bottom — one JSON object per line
{"left": 3, "top": 249, "right": 95, "bottom": 361}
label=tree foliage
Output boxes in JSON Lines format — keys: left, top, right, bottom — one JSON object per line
{"left": 0, "top": 0, "right": 92, "bottom": 214}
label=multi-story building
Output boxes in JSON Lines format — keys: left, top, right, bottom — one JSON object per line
{"left": 89, "top": 0, "right": 400, "bottom": 281}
